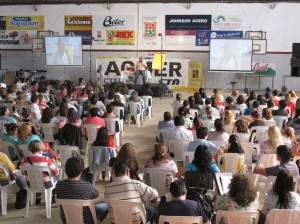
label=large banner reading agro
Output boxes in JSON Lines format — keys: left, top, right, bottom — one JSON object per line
{"left": 142, "top": 16, "right": 157, "bottom": 46}
{"left": 92, "top": 15, "right": 135, "bottom": 45}
{"left": 195, "top": 30, "right": 243, "bottom": 46}
{"left": 64, "top": 15, "right": 93, "bottom": 45}
{"left": 96, "top": 57, "right": 190, "bottom": 89}
{"left": 0, "top": 16, "right": 44, "bottom": 45}
{"left": 212, "top": 15, "right": 243, "bottom": 30}
{"left": 165, "top": 15, "right": 211, "bottom": 46}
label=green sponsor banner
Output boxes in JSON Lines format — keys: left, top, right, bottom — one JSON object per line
{"left": 249, "top": 62, "right": 276, "bottom": 76}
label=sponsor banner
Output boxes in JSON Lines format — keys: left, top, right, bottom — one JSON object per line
{"left": 65, "top": 30, "right": 92, "bottom": 45}
{"left": 64, "top": 15, "right": 92, "bottom": 30}
{"left": 4, "top": 16, "right": 44, "bottom": 30}
{"left": 93, "top": 15, "right": 135, "bottom": 45}
{"left": 188, "top": 62, "right": 203, "bottom": 92}
{"left": 96, "top": 57, "right": 190, "bottom": 88}
{"left": 0, "top": 30, "right": 36, "bottom": 45}
{"left": 195, "top": 30, "right": 243, "bottom": 46}
{"left": 165, "top": 36, "right": 196, "bottom": 46}
{"left": 106, "top": 30, "right": 135, "bottom": 45}
{"left": 142, "top": 16, "right": 157, "bottom": 46}
{"left": 250, "top": 62, "right": 276, "bottom": 76}
{"left": 212, "top": 15, "right": 243, "bottom": 30}
{"left": 165, "top": 15, "right": 211, "bottom": 31}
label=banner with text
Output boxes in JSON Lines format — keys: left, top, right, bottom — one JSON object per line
{"left": 92, "top": 15, "right": 135, "bottom": 45}
{"left": 142, "top": 16, "right": 157, "bottom": 46}
{"left": 165, "top": 15, "right": 211, "bottom": 46}
{"left": 250, "top": 62, "right": 276, "bottom": 76}
{"left": 96, "top": 57, "right": 190, "bottom": 88}
{"left": 188, "top": 62, "right": 203, "bottom": 92}
{"left": 212, "top": 15, "right": 243, "bottom": 30}
{"left": 195, "top": 30, "right": 243, "bottom": 46}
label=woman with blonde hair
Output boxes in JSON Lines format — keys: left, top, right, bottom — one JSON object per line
{"left": 224, "top": 110, "right": 236, "bottom": 134}
{"left": 144, "top": 143, "right": 178, "bottom": 173}
{"left": 289, "top": 90, "right": 298, "bottom": 104}
{"left": 260, "top": 125, "right": 282, "bottom": 154}
{"left": 285, "top": 93, "right": 295, "bottom": 117}
{"left": 215, "top": 93, "right": 225, "bottom": 107}
{"left": 17, "top": 123, "right": 41, "bottom": 145}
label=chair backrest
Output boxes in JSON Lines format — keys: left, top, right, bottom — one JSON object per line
{"left": 258, "top": 154, "right": 279, "bottom": 168}
{"left": 159, "top": 215, "right": 203, "bottom": 224}
{"left": 106, "top": 199, "right": 147, "bottom": 224}
{"left": 0, "top": 141, "right": 22, "bottom": 161}
{"left": 18, "top": 144, "right": 31, "bottom": 157}
{"left": 250, "top": 126, "right": 269, "bottom": 143}
{"left": 84, "top": 124, "right": 101, "bottom": 144}
{"left": 168, "top": 140, "right": 190, "bottom": 161}
{"left": 20, "top": 165, "right": 54, "bottom": 192}
{"left": 189, "top": 108, "right": 199, "bottom": 118}
{"left": 231, "top": 110, "right": 240, "bottom": 119}
{"left": 214, "top": 172, "right": 233, "bottom": 195}
{"left": 273, "top": 116, "right": 288, "bottom": 130}
{"left": 54, "top": 145, "right": 79, "bottom": 168}
{"left": 39, "top": 123, "right": 55, "bottom": 142}
{"left": 104, "top": 118, "right": 120, "bottom": 135}
{"left": 258, "top": 105, "right": 267, "bottom": 114}
{"left": 184, "top": 171, "right": 214, "bottom": 190}
{"left": 157, "top": 128, "right": 171, "bottom": 143}
{"left": 183, "top": 151, "right": 195, "bottom": 166}
{"left": 128, "top": 101, "right": 142, "bottom": 115}
{"left": 0, "top": 163, "right": 12, "bottom": 182}
{"left": 201, "top": 120, "right": 214, "bottom": 131}
{"left": 56, "top": 199, "right": 97, "bottom": 224}
{"left": 264, "top": 120, "right": 277, "bottom": 127}
{"left": 0, "top": 120, "right": 10, "bottom": 133}
{"left": 209, "top": 141, "right": 227, "bottom": 148}
{"left": 234, "top": 133, "right": 250, "bottom": 142}
{"left": 140, "top": 96, "right": 152, "bottom": 108}
{"left": 114, "top": 106, "right": 125, "bottom": 120}
{"left": 218, "top": 153, "right": 245, "bottom": 174}
{"left": 171, "top": 102, "right": 183, "bottom": 117}
{"left": 216, "top": 210, "right": 259, "bottom": 224}
{"left": 143, "top": 168, "right": 175, "bottom": 196}
{"left": 240, "top": 142, "right": 260, "bottom": 169}
{"left": 265, "top": 209, "right": 300, "bottom": 224}
{"left": 260, "top": 176, "right": 277, "bottom": 201}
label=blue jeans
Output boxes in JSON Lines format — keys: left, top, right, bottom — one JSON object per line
{"left": 145, "top": 205, "right": 156, "bottom": 224}
{"left": 95, "top": 203, "right": 108, "bottom": 222}
{"left": 135, "top": 70, "right": 146, "bottom": 84}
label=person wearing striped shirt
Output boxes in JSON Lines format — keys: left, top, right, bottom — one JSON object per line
{"left": 105, "top": 163, "right": 158, "bottom": 224}
{"left": 55, "top": 157, "right": 108, "bottom": 224}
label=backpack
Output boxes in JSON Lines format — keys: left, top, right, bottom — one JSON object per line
{"left": 186, "top": 187, "right": 215, "bottom": 219}
{"left": 15, "top": 188, "right": 27, "bottom": 209}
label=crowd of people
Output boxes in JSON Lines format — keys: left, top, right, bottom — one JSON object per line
{"left": 1, "top": 79, "right": 300, "bottom": 224}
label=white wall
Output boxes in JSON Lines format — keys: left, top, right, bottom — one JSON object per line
{"left": 0, "top": 3, "right": 299, "bottom": 90}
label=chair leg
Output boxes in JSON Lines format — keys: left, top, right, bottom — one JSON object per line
{"left": 137, "top": 114, "right": 141, "bottom": 128}
{"left": 25, "top": 189, "right": 31, "bottom": 218}
{"left": 1, "top": 186, "right": 8, "bottom": 215}
{"left": 45, "top": 188, "right": 53, "bottom": 218}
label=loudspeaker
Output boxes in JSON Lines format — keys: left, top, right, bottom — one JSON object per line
{"left": 290, "top": 58, "right": 300, "bottom": 67}
{"left": 291, "top": 67, "right": 300, "bottom": 77}
{"left": 292, "top": 43, "right": 300, "bottom": 58}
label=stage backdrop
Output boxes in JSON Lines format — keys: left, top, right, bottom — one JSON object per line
{"left": 96, "top": 56, "right": 190, "bottom": 89}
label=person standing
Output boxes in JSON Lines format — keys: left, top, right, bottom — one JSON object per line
{"left": 135, "top": 56, "right": 147, "bottom": 84}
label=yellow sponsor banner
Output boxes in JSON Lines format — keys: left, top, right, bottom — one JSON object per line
{"left": 188, "top": 62, "right": 203, "bottom": 92}
{"left": 106, "top": 30, "right": 135, "bottom": 45}
{"left": 152, "top": 53, "right": 166, "bottom": 71}
{"left": 6, "top": 16, "right": 44, "bottom": 30}
{"left": 65, "top": 15, "right": 92, "bottom": 30}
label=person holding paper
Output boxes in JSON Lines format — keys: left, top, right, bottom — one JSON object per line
{"left": 135, "top": 56, "right": 147, "bottom": 84}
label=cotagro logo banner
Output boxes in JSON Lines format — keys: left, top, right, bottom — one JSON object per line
{"left": 5, "top": 16, "right": 44, "bottom": 30}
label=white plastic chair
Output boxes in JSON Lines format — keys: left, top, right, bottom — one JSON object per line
{"left": 258, "top": 154, "right": 279, "bottom": 168}
{"left": 168, "top": 140, "right": 190, "bottom": 164}
{"left": 106, "top": 199, "right": 147, "bottom": 224}
{"left": 258, "top": 105, "right": 267, "bottom": 114}
{"left": 114, "top": 106, "right": 125, "bottom": 132}
{"left": 214, "top": 172, "right": 233, "bottom": 196}
{"left": 0, "top": 163, "right": 15, "bottom": 215}
{"left": 18, "top": 144, "right": 31, "bottom": 157}
{"left": 189, "top": 108, "right": 199, "bottom": 118}
{"left": 143, "top": 168, "right": 175, "bottom": 196}
{"left": 20, "top": 165, "right": 57, "bottom": 218}
{"left": 127, "top": 101, "right": 144, "bottom": 128}
{"left": 209, "top": 141, "right": 227, "bottom": 148}
{"left": 183, "top": 151, "right": 195, "bottom": 166}
{"left": 216, "top": 210, "right": 259, "bottom": 224}
{"left": 0, "top": 141, "right": 22, "bottom": 166}
{"left": 218, "top": 153, "right": 245, "bottom": 174}
{"left": 171, "top": 102, "right": 183, "bottom": 117}
{"left": 264, "top": 120, "right": 277, "bottom": 127}
{"left": 56, "top": 199, "right": 98, "bottom": 224}
{"left": 231, "top": 110, "right": 240, "bottom": 119}
{"left": 54, "top": 145, "right": 80, "bottom": 179}
{"left": 159, "top": 215, "right": 203, "bottom": 224}
{"left": 39, "top": 123, "right": 56, "bottom": 143}
{"left": 201, "top": 120, "right": 214, "bottom": 131}
{"left": 240, "top": 142, "right": 260, "bottom": 171}
{"left": 250, "top": 126, "right": 269, "bottom": 143}
{"left": 140, "top": 96, "right": 153, "bottom": 119}
{"left": 104, "top": 117, "right": 121, "bottom": 147}
{"left": 273, "top": 116, "right": 288, "bottom": 130}
{"left": 234, "top": 133, "right": 250, "bottom": 142}
{"left": 157, "top": 128, "right": 171, "bottom": 143}
{"left": 259, "top": 176, "right": 277, "bottom": 202}
{"left": 83, "top": 124, "right": 101, "bottom": 157}
{"left": 265, "top": 209, "right": 300, "bottom": 224}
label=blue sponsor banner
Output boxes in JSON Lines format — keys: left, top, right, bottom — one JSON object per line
{"left": 195, "top": 30, "right": 243, "bottom": 46}
{"left": 166, "top": 15, "right": 211, "bottom": 31}
{"left": 65, "top": 30, "right": 92, "bottom": 45}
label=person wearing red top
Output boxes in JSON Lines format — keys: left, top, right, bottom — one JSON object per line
{"left": 85, "top": 107, "right": 106, "bottom": 127}
{"left": 286, "top": 93, "right": 295, "bottom": 117}
{"left": 58, "top": 85, "right": 67, "bottom": 97}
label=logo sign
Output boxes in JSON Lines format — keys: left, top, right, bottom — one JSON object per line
{"left": 106, "top": 30, "right": 135, "bottom": 45}
{"left": 251, "top": 62, "right": 276, "bottom": 76}
{"left": 65, "top": 15, "right": 92, "bottom": 30}
{"left": 142, "top": 16, "right": 157, "bottom": 46}
{"left": 5, "top": 16, "right": 44, "bottom": 30}
{"left": 93, "top": 15, "right": 135, "bottom": 30}
{"left": 212, "top": 15, "right": 243, "bottom": 30}
{"left": 144, "top": 22, "right": 156, "bottom": 37}
{"left": 195, "top": 30, "right": 243, "bottom": 46}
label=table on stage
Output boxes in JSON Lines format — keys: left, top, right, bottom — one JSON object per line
{"left": 120, "top": 70, "right": 153, "bottom": 84}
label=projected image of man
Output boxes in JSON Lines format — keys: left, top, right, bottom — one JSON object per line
{"left": 217, "top": 42, "right": 239, "bottom": 70}
{"left": 52, "top": 38, "right": 71, "bottom": 65}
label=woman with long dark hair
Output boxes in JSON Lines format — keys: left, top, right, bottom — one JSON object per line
{"left": 175, "top": 145, "right": 219, "bottom": 180}
{"left": 207, "top": 118, "right": 230, "bottom": 142}
{"left": 227, "top": 135, "right": 244, "bottom": 154}
{"left": 259, "top": 169, "right": 300, "bottom": 223}
{"left": 58, "top": 108, "right": 82, "bottom": 129}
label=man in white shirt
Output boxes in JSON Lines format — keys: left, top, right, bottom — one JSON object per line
{"left": 135, "top": 56, "right": 147, "bottom": 84}
{"left": 165, "top": 116, "right": 194, "bottom": 145}
{"left": 30, "top": 95, "right": 41, "bottom": 123}
{"left": 200, "top": 98, "right": 219, "bottom": 118}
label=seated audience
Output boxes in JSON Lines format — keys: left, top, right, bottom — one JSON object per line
{"left": 178, "top": 106, "right": 193, "bottom": 128}
{"left": 85, "top": 107, "right": 106, "bottom": 127}
{"left": 56, "top": 102, "right": 69, "bottom": 122}
{"left": 105, "top": 163, "right": 158, "bottom": 224}
{"left": 30, "top": 95, "right": 41, "bottom": 124}
{"left": 262, "top": 108, "right": 275, "bottom": 121}
{"left": 243, "top": 100, "right": 259, "bottom": 115}
{"left": 207, "top": 119, "right": 230, "bottom": 142}
{"left": 111, "top": 94, "right": 125, "bottom": 111}
{"left": 193, "top": 92, "right": 204, "bottom": 110}
{"left": 55, "top": 157, "right": 108, "bottom": 223}
{"left": 281, "top": 127, "right": 295, "bottom": 147}
{"left": 58, "top": 108, "right": 83, "bottom": 129}
{"left": 232, "top": 119, "right": 250, "bottom": 134}
{"left": 245, "top": 91, "right": 257, "bottom": 107}
{"left": 0, "top": 106, "right": 17, "bottom": 124}
{"left": 236, "top": 95, "right": 247, "bottom": 114}
{"left": 1, "top": 123, "right": 20, "bottom": 160}
{"left": 223, "top": 110, "right": 235, "bottom": 134}
{"left": 17, "top": 123, "right": 41, "bottom": 145}
{"left": 248, "top": 110, "right": 265, "bottom": 129}
{"left": 254, "top": 145, "right": 299, "bottom": 177}
{"left": 165, "top": 116, "right": 193, "bottom": 144}
{"left": 104, "top": 104, "right": 117, "bottom": 118}
{"left": 158, "top": 111, "right": 175, "bottom": 129}
{"left": 279, "top": 85, "right": 288, "bottom": 97}
{"left": 289, "top": 90, "right": 298, "bottom": 104}
{"left": 260, "top": 126, "right": 282, "bottom": 154}
{"left": 225, "top": 96, "right": 239, "bottom": 110}
{"left": 200, "top": 98, "right": 219, "bottom": 118}
{"left": 285, "top": 93, "right": 295, "bottom": 117}
{"left": 155, "top": 180, "right": 209, "bottom": 224}
{"left": 139, "top": 83, "right": 153, "bottom": 96}
{"left": 272, "top": 99, "right": 289, "bottom": 116}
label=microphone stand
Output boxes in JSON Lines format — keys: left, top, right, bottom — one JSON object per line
{"left": 158, "top": 33, "right": 164, "bottom": 99}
